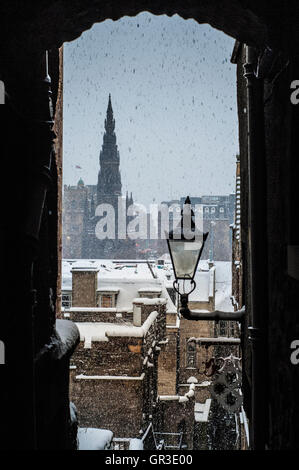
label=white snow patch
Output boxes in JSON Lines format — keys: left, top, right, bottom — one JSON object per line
{"left": 78, "top": 428, "right": 113, "bottom": 450}
{"left": 187, "top": 376, "right": 198, "bottom": 384}
{"left": 195, "top": 399, "right": 212, "bottom": 423}
{"left": 129, "top": 439, "right": 144, "bottom": 450}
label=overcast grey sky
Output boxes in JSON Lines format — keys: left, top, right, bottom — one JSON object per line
{"left": 63, "top": 12, "right": 238, "bottom": 205}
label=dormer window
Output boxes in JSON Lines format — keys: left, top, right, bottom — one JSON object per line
{"left": 100, "top": 294, "right": 114, "bottom": 308}
{"left": 186, "top": 340, "right": 197, "bottom": 368}
{"left": 96, "top": 287, "right": 120, "bottom": 308}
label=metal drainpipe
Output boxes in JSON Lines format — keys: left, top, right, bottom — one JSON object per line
{"left": 243, "top": 46, "right": 268, "bottom": 450}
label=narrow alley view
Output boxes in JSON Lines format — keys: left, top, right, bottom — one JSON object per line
{"left": 61, "top": 13, "right": 245, "bottom": 450}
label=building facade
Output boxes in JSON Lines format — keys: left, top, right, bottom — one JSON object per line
{"left": 63, "top": 95, "right": 136, "bottom": 259}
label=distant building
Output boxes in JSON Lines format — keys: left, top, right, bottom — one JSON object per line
{"left": 62, "top": 179, "right": 96, "bottom": 258}
{"left": 180, "top": 195, "right": 235, "bottom": 261}
{"left": 63, "top": 95, "right": 136, "bottom": 259}
{"left": 156, "top": 195, "right": 235, "bottom": 261}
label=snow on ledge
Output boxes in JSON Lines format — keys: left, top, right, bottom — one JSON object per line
{"left": 71, "top": 266, "right": 99, "bottom": 272}
{"left": 78, "top": 428, "right": 113, "bottom": 450}
{"left": 129, "top": 438, "right": 144, "bottom": 450}
{"left": 138, "top": 287, "right": 162, "bottom": 293}
{"left": 187, "top": 376, "right": 198, "bottom": 384}
{"left": 107, "top": 311, "right": 159, "bottom": 338}
{"left": 69, "top": 307, "right": 127, "bottom": 313}
{"left": 188, "top": 336, "right": 241, "bottom": 344}
{"left": 76, "top": 373, "right": 145, "bottom": 381}
{"left": 76, "top": 311, "right": 160, "bottom": 347}
{"left": 159, "top": 383, "right": 195, "bottom": 403}
{"left": 132, "top": 297, "right": 166, "bottom": 306}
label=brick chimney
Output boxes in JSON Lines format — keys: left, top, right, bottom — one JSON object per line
{"left": 71, "top": 266, "right": 99, "bottom": 307}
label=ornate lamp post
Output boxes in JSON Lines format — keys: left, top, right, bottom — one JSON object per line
{"left": 167, "top": 196, "right": 208, "bottom": 317}
{"left": 167, "top": 196, "right": 245, "bottom": 322}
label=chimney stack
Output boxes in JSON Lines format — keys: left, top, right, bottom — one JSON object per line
{"left": 71, "top": 266, "right": 99, "bottom": 307}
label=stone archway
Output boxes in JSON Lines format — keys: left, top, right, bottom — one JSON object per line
{"left": 1, "top": 0, "right": 299, "bottom": 451}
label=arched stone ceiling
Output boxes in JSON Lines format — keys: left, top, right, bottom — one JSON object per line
{"left": 0, "top": 1, "right": 274, "bottom": 53}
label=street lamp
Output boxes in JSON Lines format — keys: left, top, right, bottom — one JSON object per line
{"left": 167, "top": 196, "right": 208, "bottom": 317}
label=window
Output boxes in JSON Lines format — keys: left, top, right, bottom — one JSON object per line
{"left": 204, "top": 207, "right": 209, "bottom": 213}
{"left": 186, "top": 341, "right": 197, "bottom": 368}
{"left": 218, "top": 320, "right": 227, "bottom": 336}
{"left": 62, "top": 292, "right": 72, "bottom": 309}
{"left": 211, "top": 207, "right": 216, "bottom": 213}
{"left": 220, "top": 207, "right": 224, "bottom": 213}
{"left": 99, "top": 294, "right": 113, "bottom": 308}
{"left": 216, "top": 320, "right": 237, "bottom": 337}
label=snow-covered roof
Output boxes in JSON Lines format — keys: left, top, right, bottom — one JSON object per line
{"left": 62, "top": 259, "right": 233, "bottom": 314}
{"left": 62, "top": 258, "right": 176, "bottom": 314}
{"left": 96, "top": 287, "right": 120, "bottom": 293}
{"left": 189, "top": 271, "right": 210, "bottom": 302}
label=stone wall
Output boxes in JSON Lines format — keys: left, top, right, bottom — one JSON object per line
{"left": 71, "top": 375, "right": 144, "bottom": 437}
{"left": 158, "top": 391, "right": 195, "bottom": 449}
{"left": 67, "top": 309, "right": 133, "bottom": 323}
{"left": 179, "top": 318, "right": 215, "bottom": 384}
{"left": 72, "top": 270, "right": 98, "bottom": 307}
{"left": 158, "top": 328, "right": 179, "bottom": 395}
{"left": 70, "top": 304, "right": 166, "bottom": 438}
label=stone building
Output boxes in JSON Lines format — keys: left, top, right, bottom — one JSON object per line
{"left": 158, "top": 195, "right": 235, "bottom": 261}
{"left": 62, "top": 258, "right": 241, "bottom": 449}
{"left": 187, "top": 195, "right": 235, "bottom": 261}
{"left": 63, "top": 260, "right": 179, "bottom": 448}
{"left": 62, "top": 179, "right": 97, "bottom": 258}
{"left": 62, "top": 95, "right": 136, "bottom": 259}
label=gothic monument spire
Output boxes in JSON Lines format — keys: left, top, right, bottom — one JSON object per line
{"left": 97, "top": 94, "right": 122, "bottom": 204}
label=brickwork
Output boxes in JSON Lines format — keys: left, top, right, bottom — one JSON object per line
{"left": 158, "top": 394, "right": 195, "bottom": 449}
{"left": 179, "top": 318, "right": 215, "bottom": 384}
{"left": 72, "top": 270, "right": 98, "bottom": 307}
{"left": 158, "top": 328, "right": 178, "bottom": 395}
{"left": 67, "top": 309, "right": 133, "bottom": 323}
{"left": 70, "top": 304, "right": 166, "bottom": 438}
{"left": 62, "top": 183, "right": 89, "bottom": 258}
{"left": 71, "top": 377, "right": 144, "bottom": 437}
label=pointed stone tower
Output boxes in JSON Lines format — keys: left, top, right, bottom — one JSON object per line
{"left": 82, "top": 94, "right": 136, "bottom": 259}
{"left": 97, "top": 94, "right": 122, "bottom": 207}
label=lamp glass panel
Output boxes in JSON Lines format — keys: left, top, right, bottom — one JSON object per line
{"left": 169, "top": 239, "right": 202, "bottom": 279}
